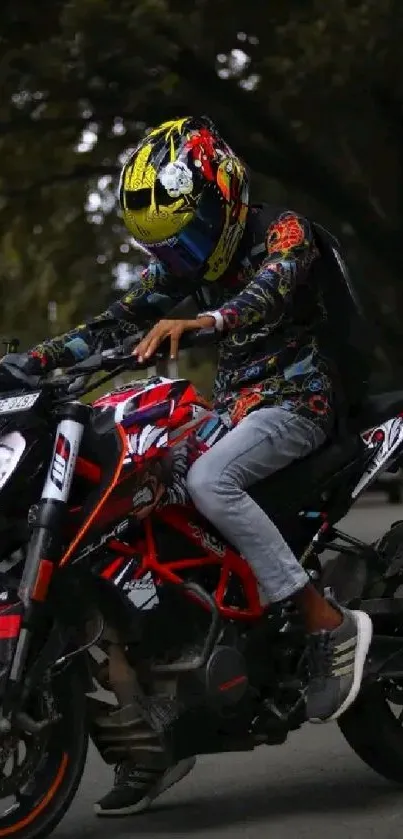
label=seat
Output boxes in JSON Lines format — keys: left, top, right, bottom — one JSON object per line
{"left": 351, "top": 391, "right": 403, "bottom": 431}
{"left": 249, "top": 434, "right": 364, "bottom": 516}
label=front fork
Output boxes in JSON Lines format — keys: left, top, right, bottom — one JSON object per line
{"left": 0, "top": 402, "right": 91, "bottom": 728}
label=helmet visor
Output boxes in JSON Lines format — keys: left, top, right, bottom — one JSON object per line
{"left": 143, "top": 189, "right": 225, "bottom": 280}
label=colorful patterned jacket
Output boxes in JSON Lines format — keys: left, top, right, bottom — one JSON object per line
{"left": 29, "top": 208, "right": 334, "bottom": 433}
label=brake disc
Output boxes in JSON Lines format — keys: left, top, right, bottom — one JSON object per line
{"left": 0, "top": 730, "right": 45, "bottom": 797}
{"left": 0, "top": 685, "right": 56, "bottom": 798}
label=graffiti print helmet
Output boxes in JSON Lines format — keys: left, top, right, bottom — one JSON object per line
{"left": 119, "top": 116, "right": 249, "bottom": 282}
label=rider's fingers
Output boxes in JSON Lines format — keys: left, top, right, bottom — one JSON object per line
{"left": 134, "top": 327, "right": 160, "bottom": 361}
{"left": 143, "top": 334, "right": 162, "bottom": 359}
{"left": 133, "top": 320, "right": 184, "bottom": 362}
{"left": 170, "top": 330, "right": 180, "bottom": 360}
{"left": 143, "top": 324, "right": 169, "bottom": 359}
{"left": 133, "top": 340, "right": 146, "bottom": 359}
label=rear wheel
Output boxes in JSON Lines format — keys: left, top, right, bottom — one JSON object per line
{"left": 387, "top": 483, "right": 402, "bottom": 504}
{"left": 0, "top": 667, "right": 88, "bottom": 839}
{"left": 338, "top": 684, "right": 403, "bottom": 783}
{"left": 334, "top": 523, "right": 403, "bottom": 783}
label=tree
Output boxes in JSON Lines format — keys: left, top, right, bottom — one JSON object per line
{"left": 0, "top": 0, "right": 402, "bottom": 363}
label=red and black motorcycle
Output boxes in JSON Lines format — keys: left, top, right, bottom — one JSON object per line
{"left": 1, "top": 328, "right": 403, "bottom": 839}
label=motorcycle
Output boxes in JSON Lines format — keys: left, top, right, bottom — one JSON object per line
{"left": 1, "top": 326, "right": 403, "bottom": 839}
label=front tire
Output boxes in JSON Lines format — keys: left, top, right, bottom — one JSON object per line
{"left": 0, "top": 667, "right": 88, "bottom": 839}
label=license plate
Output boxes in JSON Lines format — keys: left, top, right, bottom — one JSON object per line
{"left": 0, "top": 392, "right": 40, "bottom": 414}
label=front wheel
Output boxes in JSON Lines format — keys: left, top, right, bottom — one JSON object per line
{"left": 0, "top": 667, "right": 88, "bottom": 839}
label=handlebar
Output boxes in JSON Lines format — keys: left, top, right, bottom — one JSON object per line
{"left": 0, "top": 326, "right": 218, "bottom": 404}
{"left": 65, "top": 326, "right": 218, "bottom": 377}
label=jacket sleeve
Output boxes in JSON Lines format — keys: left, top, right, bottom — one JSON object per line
{"left": 28, "top": 261, "right": 187, "bottom": 372}
{"left": 211, "top": 212, "right": 318, "bottom": 333}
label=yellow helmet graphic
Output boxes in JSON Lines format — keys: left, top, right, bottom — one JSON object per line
{"left": 119, "top": 116, "right": 249, "bottom": 282}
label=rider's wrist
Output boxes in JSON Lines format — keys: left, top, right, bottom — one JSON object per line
{"left": 197, "top": 311, "right": 224, "bottom": 332}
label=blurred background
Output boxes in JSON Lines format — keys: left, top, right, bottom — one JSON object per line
{"left": 1, "top": 0, "right": 403, "bottom": 499}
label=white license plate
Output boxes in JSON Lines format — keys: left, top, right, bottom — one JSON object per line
{"left": 0, "top": 392, "right": 40, "bottom": 414}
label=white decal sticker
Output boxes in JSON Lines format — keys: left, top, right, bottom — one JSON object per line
{"left": 159, "top": 161, "right": 193, "bottom": 198}
{"left": 50, "top": 433, "right": 71, "bottom": 491}
{"left": 128, "top": 425, "right": 168, "bottom": 456}
{"left": 352, "top": 416, "right": 403, "bottom": 498}
{"left": 123, "top": 572, "right": 159, "bottom": 610}
{"left": 42, "top": 419, "right": 84, "bottom": 502}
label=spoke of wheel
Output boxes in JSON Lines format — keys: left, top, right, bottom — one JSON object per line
{"left": 3, "top": 747, "right": 16, "bottom": 778}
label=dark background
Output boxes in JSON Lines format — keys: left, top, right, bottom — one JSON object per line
{"left": 0, "top": 0, "right": 402, "bottom": 383}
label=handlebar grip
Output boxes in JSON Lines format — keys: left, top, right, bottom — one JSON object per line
{"left": 121, "top": 326, "right": 217, "bottom": 357}
{"left": 122, "top": 334, "right": 143, "bottom": 354}
{"left": 183, "top": 327, "right": 218, "bottom": 348}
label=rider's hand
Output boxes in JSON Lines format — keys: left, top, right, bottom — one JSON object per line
{"left": 133, "top": 316, "right": 215, "bottom": 362}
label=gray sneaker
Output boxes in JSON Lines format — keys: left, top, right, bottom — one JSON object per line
{"left": 306, "top": 608, "right": 373, "bottom": 723}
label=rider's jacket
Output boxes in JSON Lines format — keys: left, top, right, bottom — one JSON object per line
{"left": 29, "top": 207, "right": 335, "bottom": 432}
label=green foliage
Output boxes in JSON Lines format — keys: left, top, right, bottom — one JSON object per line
{"left": 0, "top": 0, "right": 402, "bottom": 366}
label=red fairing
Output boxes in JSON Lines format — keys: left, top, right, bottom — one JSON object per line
{"left": 93, "top": 383, "right": 150, "bottom": 411}
{"left": 0, "top": 611, "right": 22, "bottom": 639}
{"left": 94, "top": 379, "right": 212, "bottom": 462}
{"left": 152, "top": 507, "right": 264, "bottom": 620}
{"left": 68, "top": 376, "right": 266, "bottom": 621}
{"left": 93, "top": 378, "right": 208, "bottom": 414}
{"left": 184, "top": 128, "right": 217, "bottom": 181}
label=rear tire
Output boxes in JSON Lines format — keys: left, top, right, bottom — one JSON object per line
{"left": 387, "top": 483, "right": 402, "bottom": 504}
{"left": 332, "top": 522, "right": 403, "bottom": 783}
{"left": 339, "top": 686, "right": 403, "bottom": 783}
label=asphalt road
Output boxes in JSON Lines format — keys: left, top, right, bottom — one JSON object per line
{"left": 54, "top": 495, "right": 403, "bottom": 839}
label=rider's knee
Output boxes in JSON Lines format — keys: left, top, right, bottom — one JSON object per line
{"left": 187, "top": 455, "right": 221, "bottom": 508}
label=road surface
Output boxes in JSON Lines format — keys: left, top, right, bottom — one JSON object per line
{"left": 54, "top": 496, "right": 403, "bottom": 839}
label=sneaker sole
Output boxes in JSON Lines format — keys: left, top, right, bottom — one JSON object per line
{"left": 93, "top": 756, "right": 197, "bottom": 817}
{"left": 310, "top": 609, "right": 373, "bottom": 724}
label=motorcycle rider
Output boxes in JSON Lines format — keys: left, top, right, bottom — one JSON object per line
{"left": 0, "top": 116, "right": 373, "bottom": 816}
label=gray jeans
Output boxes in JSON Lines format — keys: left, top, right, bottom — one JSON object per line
{"left": 187, "top": 407, "right": 326, "bottom": 603}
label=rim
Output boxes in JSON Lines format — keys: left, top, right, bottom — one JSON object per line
{"left": 0, "top": 682, "right": 70, "bottom": 836}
